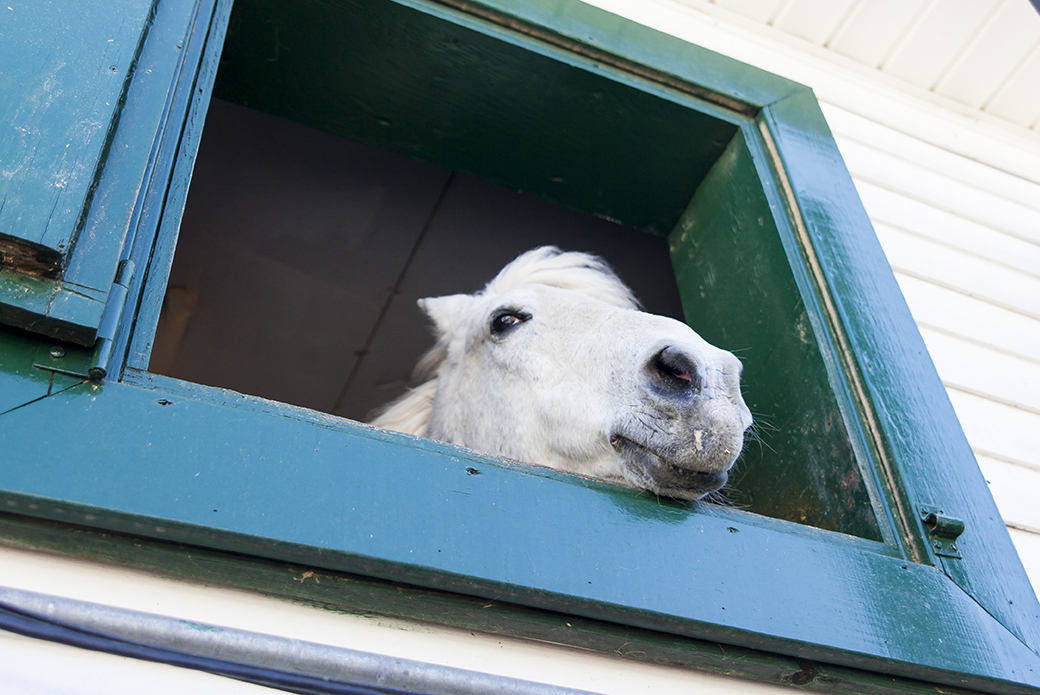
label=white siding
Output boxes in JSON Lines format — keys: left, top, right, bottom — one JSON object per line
{"left": 770, "top": 0, "right": 858, "bottom": 45}
{"left": 827, "top": 0, "right": 936, "bottom": 69}
{"left": 879, "top": 0, "right": 1005, "bottom": 88}
{"left": 711, "top": 0, "right": 1040, "bottom": 131}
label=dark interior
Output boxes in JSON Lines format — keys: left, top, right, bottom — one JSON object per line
{"left": 154, "top": 99, "right": 685, "bottom": 422}
{"left": 212, "top": 0, "right": 739, "bottom": 236}
{"left": 151, "top": 0, "right": 885, "bottom": 541}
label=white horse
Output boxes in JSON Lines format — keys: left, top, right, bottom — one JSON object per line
{"left": 371, "top": 247, "right": 752, "bottom": 501}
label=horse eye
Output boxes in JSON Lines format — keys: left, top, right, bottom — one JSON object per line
{"left": 490, "top": 311, "right": 529, "bottom": 335}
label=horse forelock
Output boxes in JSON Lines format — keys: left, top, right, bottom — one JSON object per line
{"left": 480, "top": 247, "right": 641, "bottom": 310}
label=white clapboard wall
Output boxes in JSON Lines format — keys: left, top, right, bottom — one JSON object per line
{"left": 1, "top": 2, "right": 1039, "bottom": 693}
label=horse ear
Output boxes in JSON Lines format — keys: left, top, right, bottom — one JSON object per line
{"left": 418, "top": 294, "right": 472, "bottom": 338}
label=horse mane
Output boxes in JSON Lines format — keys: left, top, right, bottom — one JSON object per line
{"left": 369, "top": 247, "right": 640, "bottom": 436}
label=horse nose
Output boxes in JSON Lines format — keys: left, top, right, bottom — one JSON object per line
{"left": 647, "top": 346, "right": 702, "bottom": 396}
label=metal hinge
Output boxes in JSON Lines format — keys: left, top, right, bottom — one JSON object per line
{"left": 920, "top": 506, "right": 965, "bottom": 560}
{"left": 86, "top": 259, "right": 135, "bottom": 381}
{"left": 32, "top": 260, "right": 135, "bottom": 381}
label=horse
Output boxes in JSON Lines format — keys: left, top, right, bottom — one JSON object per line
{"left": 371, "top": 246, "right": 752, "bottom": 501}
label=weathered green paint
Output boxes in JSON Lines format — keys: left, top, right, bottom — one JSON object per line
{"left": 0, "top": 0, "right": 210, "bottom": 346}
{"left": 213, "top": 0, "right": 740, "bottom": 235}
{"left": 760, "top": 89, "right": 1040, "bottom": 654}
{"left": 0, "top": 0, "right": 154, "bottom": 343}
{"left": 1, "top": 373, "right": 1039, "bottom": 693}
{"left": 670, "top": 132, "right": 884, "bottom": 541}
{"left": 1, "top": 0, "right": 1038, "bottom": 693}
{"left": 0, "top": 255, "right": 110, "bottom": 346}
{"left": 0, "top": 0, "right": 155, "bottom": 266}
{"left": 0, "top": 511, "right": 1016, "bottom": 695}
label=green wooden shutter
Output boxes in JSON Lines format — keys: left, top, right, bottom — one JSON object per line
{"left": 0, "top": 0, "right": 156, "bottom": 346}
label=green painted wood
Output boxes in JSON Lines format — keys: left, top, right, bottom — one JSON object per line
{"left": 0, "top": 0, "right": 155, "bottom": 269}
{"left": 0, "top": 514, "right": 809, "bottom": 687}
{"left": 0, "top": 324, "right": 83, "bottom": 415}
{"left": 54, "top": 0, "right": 217, "bottom": 335}
{"left": 760, "top": 89, "right": 1040, "bottom": 657}
{"left": 0, "top": 0, "right": 156, "bottom": 341}
{"left": 436, "top": 0, "right": 805, "bottom": 110}
{"left": 113, "top": 0, "right": 234, "bottom": 374}
{"left": 0, "top": 378, "right": 1038, "bottom": 694}
{"left": 0, "top": 512, "right": 1015, "bottom": 695}
{"left": 0, "top": 0, "right": 215, "bottom": 347}
{"left": 212, "top": 0, "right": 739, "bottom": 235}
{"left": 0, "top": 272, "right": 102, "bottom": 345}
{"left": 670, "top": 131, "right": 884, "bottom": 541}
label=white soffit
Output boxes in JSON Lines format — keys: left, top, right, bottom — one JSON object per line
{"left": 581, "top": 0, "right": 1040, "bottom": 183}
{"left": 715, "top": 0, "right": 1040, "bottom": 130}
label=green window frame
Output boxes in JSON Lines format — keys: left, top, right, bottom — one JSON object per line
{"left": 1, "top": 1, "right": 1039, "bottom": 693}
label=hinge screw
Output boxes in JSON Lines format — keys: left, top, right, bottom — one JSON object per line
{"left": 49, "top": 346, "right": 65, "bottom": 359}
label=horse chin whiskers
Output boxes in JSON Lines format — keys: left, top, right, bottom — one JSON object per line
{"left": 699, "top": 488, "right": 733, "bottom": 507}
{"left": 610, "top": 433, "right": 731, "bottom": 501}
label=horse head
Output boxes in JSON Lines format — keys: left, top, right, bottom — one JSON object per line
{"left": 371, "top": 247, "right": 752, "bottom": 501}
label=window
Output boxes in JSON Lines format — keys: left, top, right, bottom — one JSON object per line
{"left": 1, "top": 0, "right": 1038, "bottom": 693}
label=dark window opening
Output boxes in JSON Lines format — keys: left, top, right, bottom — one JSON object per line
{"left": 149, "top": 0, "right": 886, "bottom": 542}
{"left": 152, "top": 98, "right": 684, "bottom": 423}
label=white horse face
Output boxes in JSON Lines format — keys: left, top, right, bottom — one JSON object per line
{"left": 416, "top": 273, "right": 752, "bottom": 501}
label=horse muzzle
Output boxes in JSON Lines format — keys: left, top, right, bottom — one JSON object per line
{"left": 608, "top": 342, "right": 752, "bottom": 500}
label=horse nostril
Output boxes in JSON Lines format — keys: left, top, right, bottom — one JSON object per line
{"left": 649, "top": 347, "right": 701, "bottom": 394}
